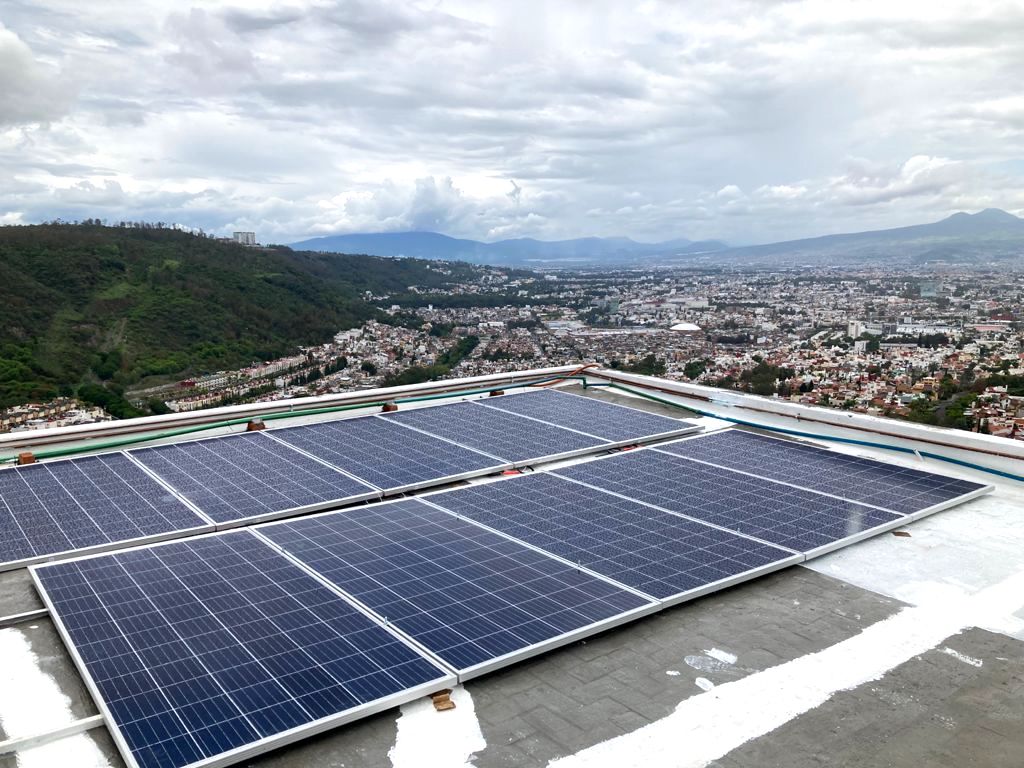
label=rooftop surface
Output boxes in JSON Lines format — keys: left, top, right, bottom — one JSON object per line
{"left": 0, "top": 373, "right": 1022, "bottom": 768}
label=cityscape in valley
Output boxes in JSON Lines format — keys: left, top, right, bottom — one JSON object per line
{"left": 7, "top": 255, "right": 1020, "bottom": 440}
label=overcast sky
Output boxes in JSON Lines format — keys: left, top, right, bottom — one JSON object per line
{"left": 2, "top": 0, "right": 1023, "bottom": 245}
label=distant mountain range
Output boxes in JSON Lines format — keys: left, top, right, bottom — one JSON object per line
{"left": 290, "top": 208, "right": 1024, "bottom": 267}
{"left": 289, "top": 231, "right": 728, "bottom": 266}
{"left": 715, "top": 208, "right": 1024, "bottom": 265}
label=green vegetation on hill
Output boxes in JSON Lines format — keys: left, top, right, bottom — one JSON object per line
{"left": 0, "top": 223, "right": 480, "bottom": 411}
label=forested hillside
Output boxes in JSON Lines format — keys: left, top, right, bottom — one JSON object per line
{"left": 0, "top": 223, "right": 479, "bottom": 411}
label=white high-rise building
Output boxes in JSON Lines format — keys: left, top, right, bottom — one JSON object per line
{"left": 233, "top": 231, "right": 256, "bottom": 246}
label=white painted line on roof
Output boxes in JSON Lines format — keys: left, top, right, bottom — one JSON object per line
{"left": 388, "top": 685, "right": 485, "bottom": 768}
{"left": 941, "top": 647, "right": 983, "bottom": 667}
{"left": 703, "top": 648, "right": 737, "bottom": 665}
{"left": 683, "top": 653, "right": 733, "bottom": 674}
{"left": 549, "top": 566, "right": 1024, "bottom": 768}
{"left": 0, "top": 627, "right": 110, "bottom": 768}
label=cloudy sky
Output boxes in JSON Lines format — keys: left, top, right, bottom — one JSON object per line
{"left": 2, "top": 0, "right": 1023, "bottom": 245}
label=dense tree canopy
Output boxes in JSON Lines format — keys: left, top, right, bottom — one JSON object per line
{"left": 0, "top": 223, "right": 479, "bottom": 410}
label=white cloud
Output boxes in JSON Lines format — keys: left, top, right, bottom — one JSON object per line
{"left": 0, "top": 24, "right": 72, "bottom": 126}
{"left": 715, "top": 185, "right": 744, "bottom": 200}
{"left": 2, "top": 1, "right": 1024, "bottom": 243}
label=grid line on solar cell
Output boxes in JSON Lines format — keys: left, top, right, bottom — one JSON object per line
{"left": 0, "top": 453, "right": 210, "bottom": 568}
{"left": 257, "top": 499, "right": 652, "bottom": 672}
{"left": 129, "top": 433, "right": 378, "bottom": 525}
{"left": 424, "top": 473, "right": 794, "bottom": 600}
{"left": 381, "top": 400, "right": 608, "bottom": 463}
{"left": 554, "top": 449, "right": 902, "bottom": 553}
{"left": 656, "top": 430, "right": 988, "bottom": 515}
{"left": 479, "top": 389, "right": 696, "bottom": 442}
{"left": 33, "top": 531, "right": 449, "bottom": 768}
{"left": 267, "top": 416, "right": 508, "bottom": 492}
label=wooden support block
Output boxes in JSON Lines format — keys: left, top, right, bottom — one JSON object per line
{"left": 16, "top": 452, "right": 36, "bottom": 466}
{"left": 245, "top": 418, "right": 266, "bottom": 432}
{"left": 381, "top": 401, "right": 399, "bottom": 412}
{"left": 488, "top": 390, "right": 505, "bottom": 397}
{"left": 430, "top": 689, "right": 456, "bottom": 711}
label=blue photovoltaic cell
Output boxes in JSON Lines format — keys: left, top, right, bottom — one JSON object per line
{"left": 0, "top": 453, "right": 208, "bottom": 567}
{"left": 555, "top": 449, "right": 902, "bottom": 552}
{"left": 382, "top": 401, "right": 607, "bottom": 463}
{"left": 656, "top": 430, "right": 988, "bottom": 515}
{"left": 130, "top": 433, "right": 377, "bottom": 524}
{"left": 481, "top": 389, "right": 696, "bottom": 442}
{"left": 270, "top": 416, "right": 507, "bottom": 492}
{"left": 258, "top": 499, "right": 652, "bottom": 671}
{"left": 427, "top": 473, "right": 793, "bottom": 600}
{"left": 34, "top": 531, "right": 449, "bottom": 768}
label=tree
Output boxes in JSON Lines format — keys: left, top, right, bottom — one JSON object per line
{"left": 360, "top": 360, "right": 378, "bottom": 376}
{"left": 623, "top": 355, "right": 666, "bottom": 376}
{"left": 683, "top": 359, "right": 706, "bottom": 379}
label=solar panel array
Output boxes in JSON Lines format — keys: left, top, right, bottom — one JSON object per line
{"left": 480, "top": 389, "right": 695, "bottom": 442}
{"left": 32, "top": 423, "right": 990, "bottom": 768}
{"left": 1, "top": 390, "right": 698, "bottom": 570}
{"left": 0, "top": 453, "right": 210, "bottom": 570}
{"left": 554, "top": 449, "right": 903, "bottom": 553}
{"left": 129, "top": 432, "right": 378, "bottom": 526}
{"left": 33, "top": 532, "right": 453, "bottom": 768}
{"left": 656, "top": 430, "right": 989, "bottom": 515}
{"left": 269, "top": 416, "right": 509, "bottom": 492}
{"left": 426, "top": 472, "right": 798, "bottom": 600}
{"left": 258, "top": 498, "right": 652, "bottom": 673}
{"left": 381, "top": 400, "right": 608, "bottom": 463}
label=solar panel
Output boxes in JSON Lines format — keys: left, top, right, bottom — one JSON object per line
{"left": 425, "top": 473, "right": 797, "bottom": 602}
{"left": 479, "top": 389, "right": 699, "bottom": 442}
{"left": 0, "top": 453, "right": 211, "bottom": 571}
{"left": 257, "top": 499, "right": 653, "bottom": 677}
{"left": 129, "top": 433, "right": 379, "bottom": 527}
{"left": 554, "top": 449, "right": 904, "bottom": 554}
{"left": 381, "top": 401, "right": 608, "bottom": 463}
{"left": 656, "top": 430, "right": 990, "bottom": 515}
{"left": 32, "top": 531, "right": 453, "bottom": 768}
{"left": 267, "top": 415, "right": 510, "bottom": 493}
